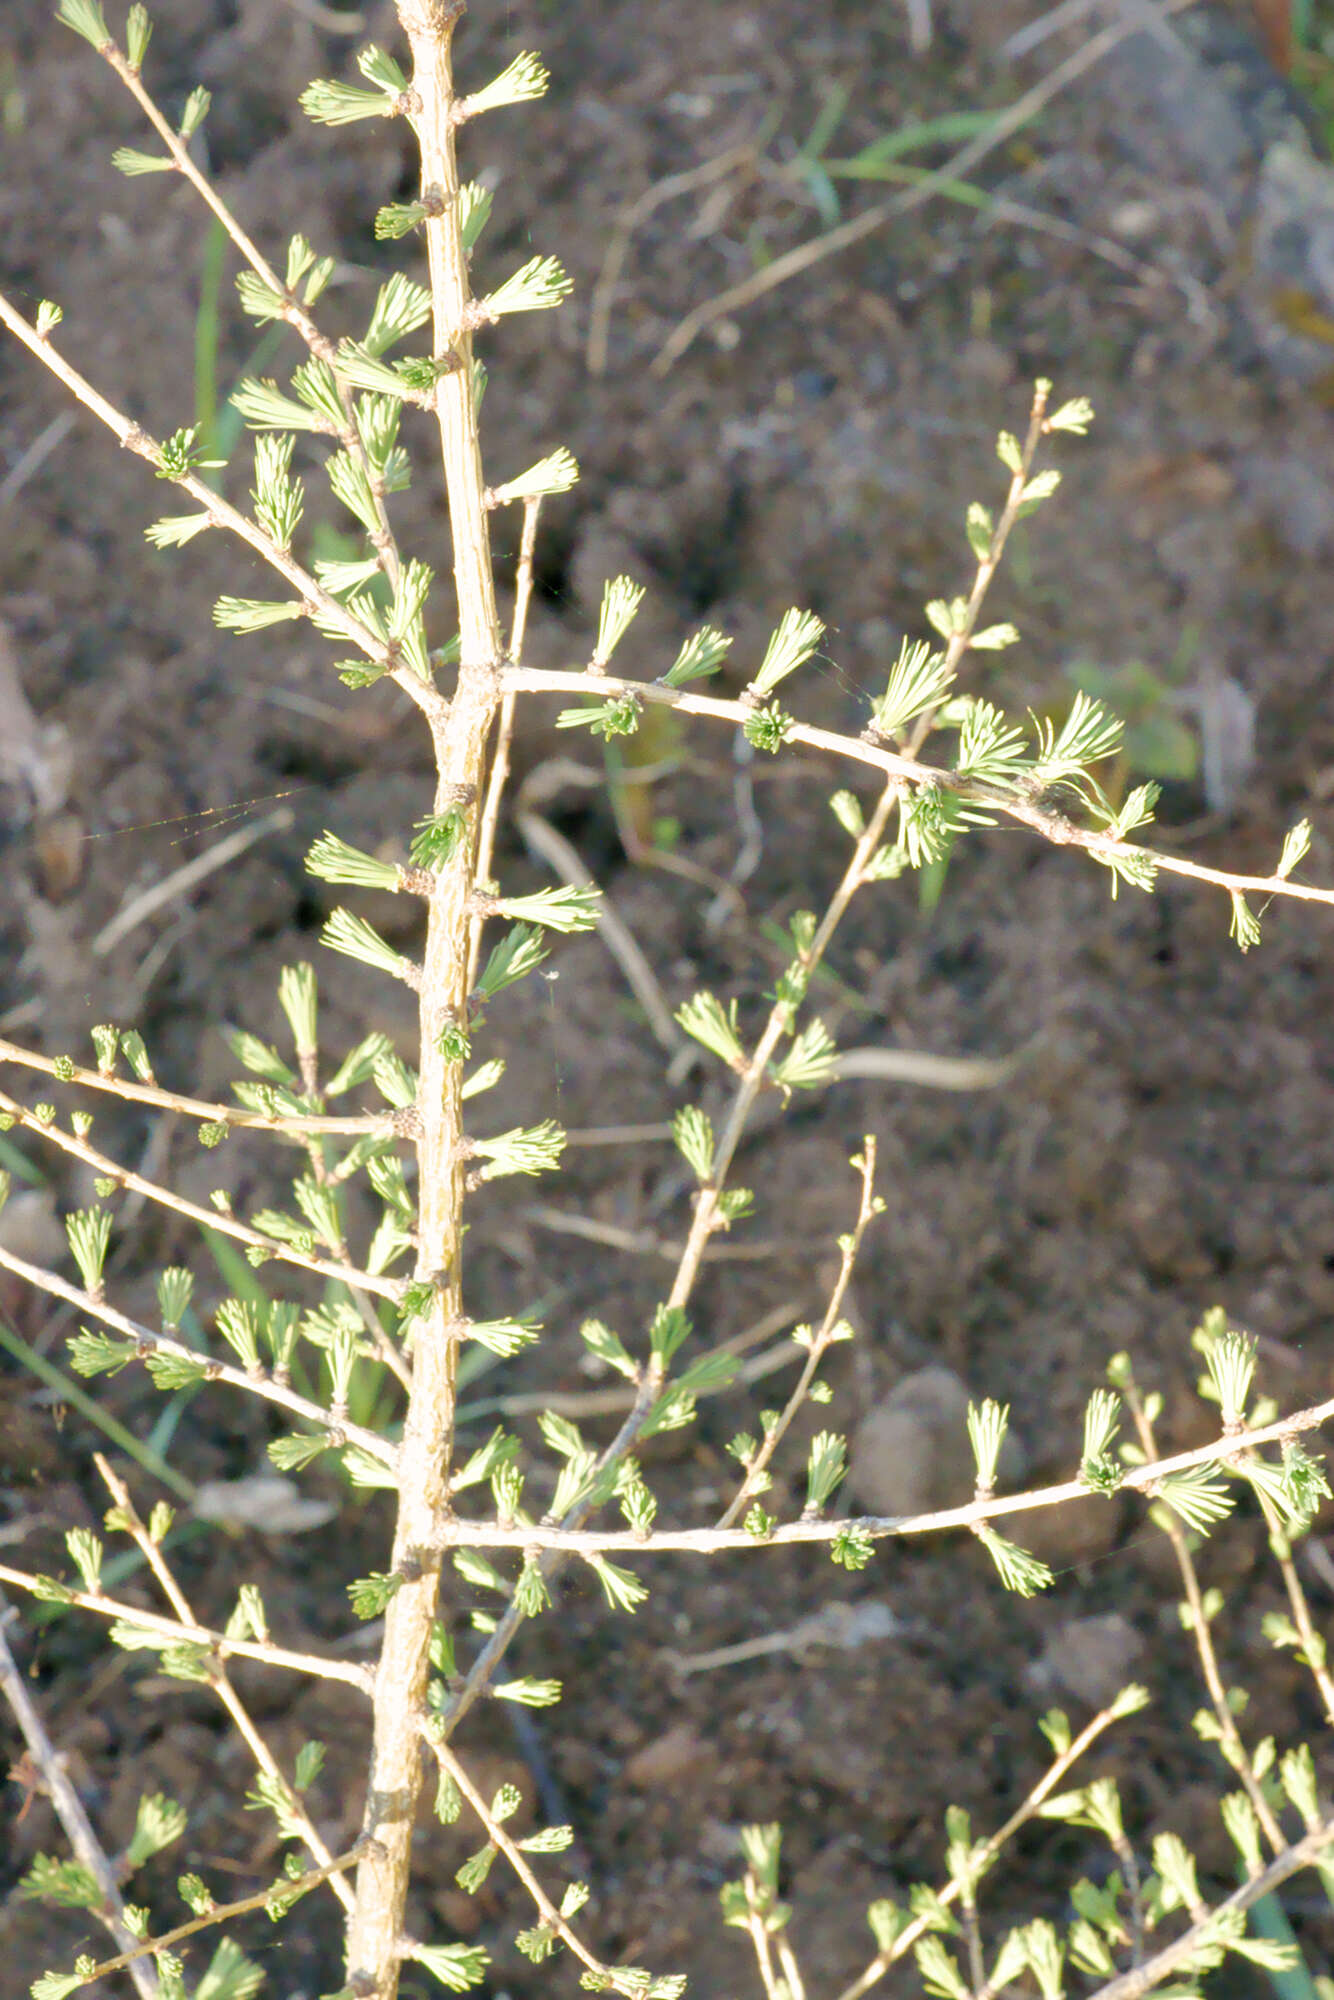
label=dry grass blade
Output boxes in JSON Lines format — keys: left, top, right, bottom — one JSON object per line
{"left": 92, "top": 807, "right": 294, "bottom": 958}
{"left": 650, "top": 0, "right": 1199, "bottom": 372}
{"left": 516, "top": 806, "right": 681, "bottom": 1052}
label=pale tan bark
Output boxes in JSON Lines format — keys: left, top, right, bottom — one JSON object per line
{"left": 345, "top": 4, "right": 505, "bottom": 1990}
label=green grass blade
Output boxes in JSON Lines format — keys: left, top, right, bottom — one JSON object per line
{"left": 821, "top": 157, "right": 993, "bottom": 210}
{"left": 1246, "top": 1888, "right": 1323, "bottom": 2000}
{"left": 201, "top": 1225, "right": 271, "bottom": 1307}
{"left": 828, "top": 108, "right": 1000, "bottom": 169}
{"left": 212, "top": 323, "right": 287, "bottom": 464}
{"left": 801, "top": 159, "right": 842, "bottom": 228}
{"left": 194, "top": 214, "right": 228, "bottom": 475}
{"left": 0, "top": 1315, "right": 196, "bottom": 1502}
{"left": 798, "top": 81, "right": 850, "bottom": 162}
{"left": 0, "top": 1132, "right": 47, "bottom": 1187}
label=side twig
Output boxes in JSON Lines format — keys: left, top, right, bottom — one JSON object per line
{"left": 0, "top": 1598, "right": 160, "bottom": 2000}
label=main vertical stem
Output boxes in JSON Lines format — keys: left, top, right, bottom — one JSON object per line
{"left": 346, "top": 4, "right": 502, "bottom": 1991}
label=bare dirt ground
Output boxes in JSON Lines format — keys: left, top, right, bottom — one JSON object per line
{"left": 4, "top": 0, "right": 1334, "bottom": 1994}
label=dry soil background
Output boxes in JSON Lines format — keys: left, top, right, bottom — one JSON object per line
{"left": 4, "top": 0, "right": 1334, "bottom": 1995}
